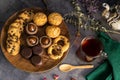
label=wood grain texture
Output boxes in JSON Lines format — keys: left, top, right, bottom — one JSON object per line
{"left": 0, "top": 7, "right": 70, "bottom": 73}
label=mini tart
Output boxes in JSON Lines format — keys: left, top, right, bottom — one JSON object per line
{"left": 31, "top": 55, "right": 42, "bottom": 66}
{"left": 26, "top": 36, "right": 39, "bottom": 47}
{"left": 40, "top": 36, "right": 52, "bottom": 48}
{"left": 48, "top": 44, "right": 63, "bottom": 60}
{"left": 32, "top": 45, "right": 43, "bottom": 56}
{"left": 26, "top": 23, "right": 38, "bottom": 35}
{"left": 48, "top": 12, "right": 63, "bottom": 26}
{"left": 33, "top": 12, "right": 47, "bottom": 26}
{"left": 46, "top": 26, "right": 61, "bottom": 38}
{"left": 20, "top": 47, "right": 32, "bottom": 59}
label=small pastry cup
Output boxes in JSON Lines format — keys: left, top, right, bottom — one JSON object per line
{"left": 26, "top": 35, "right": 39, "bottom": 47}
{"left": 40, "top": 36, "right": 52, "bottom": 48}
{"left": 26, "top": 23, "right": 38, "bottom": 35}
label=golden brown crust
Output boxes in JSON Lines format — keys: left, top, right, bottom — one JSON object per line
{"left": 46, "top": 26, "right": 61, "bottom": 38}
{"left": 54, "top": 35, "right": 70, "bottom": 53}
{"left": 6, "top": 40, "right": 20, "bottom": 55}
{"left": 33, "top": 12, "right": 47, "bottom": 26}
{"left": 26, "top": 36, "right": 39, "bottom": 47}
{"left": 48, "top": 44, "right": 63, "bottom": 60}
{"left": 19, "top": 10, "right": 34, "bottom": 22}
{"left": 48, "top": 12, "right": 63, "bottom": 26}
{"left": 39, "top": 36, "right": 52, "bottom": 48}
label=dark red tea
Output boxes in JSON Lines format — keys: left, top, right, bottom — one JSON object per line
{"left": 81, "top": 37, "right": 103, "bottom": 57}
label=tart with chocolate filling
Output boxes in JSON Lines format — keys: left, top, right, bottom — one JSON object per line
{"left": 40, "top": 36, "right": 52, "bottom": 48}
{"left": 26, "top": 36, "right": 39, "bottom": 47}
{"left": 26, "top": 23, "right": 38, "bottom": 35}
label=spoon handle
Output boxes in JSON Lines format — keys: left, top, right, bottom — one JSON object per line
{"left": 74, "top": 65, "right": 94, "bottom": 69}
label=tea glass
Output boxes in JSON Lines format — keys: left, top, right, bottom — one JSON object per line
{"left": 76, "top": 36, "right": 107, "bottom": 62}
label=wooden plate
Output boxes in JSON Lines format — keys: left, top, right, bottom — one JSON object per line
{"left": 0, "top": 7, "right": 70, "bottom": 72}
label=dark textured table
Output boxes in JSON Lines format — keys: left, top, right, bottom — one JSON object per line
{"left": 0, "top": 0, "right": 120, "bottom": 80}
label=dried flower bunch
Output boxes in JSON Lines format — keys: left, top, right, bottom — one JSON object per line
{"left": 63, "top": 0, "right": 120, "bottom": 35}
{"left": 85, "top": 17, "right": 120, "bottom": 34}
{"left": 78, "top": 0, "right": 102, "bottom": 18}
{"left": 64, "top": 0, "right": 87, "bottom": 36}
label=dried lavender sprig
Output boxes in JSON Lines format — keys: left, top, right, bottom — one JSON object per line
{"left": 85, "top": 18, "right": 120, "bottom": 35}
{"left": 78, "top": 0, "right": 102, "bottom": 17}
{"left": 89, "top": 26, "right": 120, "bottom": 35}
{"left": 64, "top": 0, "right": 86, "bottom": 36}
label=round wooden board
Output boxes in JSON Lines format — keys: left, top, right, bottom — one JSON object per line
{"left": 1, "top": 8, "right": 70, "bottom": 73}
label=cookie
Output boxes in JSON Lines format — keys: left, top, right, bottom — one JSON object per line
{"left": 20, "top": 47, "right": 32, "bottom": 59}
{"left": 6, "top": 40, "right": 20, "bottom": 55}
{"left": 7, "top": 34, "right": 19, "bottom": 42}
{"left": 48, "top": 44, "right": 63, "bottom": 60}
{"left": 48, "top": 12, "right": 63, "bottom": 26}
{"left": 33, "top": 12, "right": 47, "bottom": 26}
{"left": 31, "top": 55, "right": 42, "bottom": 66}
{"left": 46, "top": 26, "right": 61, "bottom": 38}
{"left": 8, "top": 27, "right": 21, "bottom": 38}
{"left": 32, "top": 45, "right": 43, "bottom": 56}
{"left": 19, "top": 10, "right": 34, "bottom": 22}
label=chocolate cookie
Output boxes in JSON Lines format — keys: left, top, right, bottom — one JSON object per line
{"left": 32, "top": 45, "right": 43, "bottom": 56}
{"left": 31, "top": 55, "right": 42, "bottom": 66}
{"left": 20, "top": 47, "right": 32, "bottom": 59}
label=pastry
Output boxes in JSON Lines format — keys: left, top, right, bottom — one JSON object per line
{"left": 7, "top": 18, "right": 24, "bottom": 42}
{"left": 14, "top": 18, "right": 25, "bottom": 32}
{"left": 31, "top": 55, "right": 42, "bottom": 66}
{"left": 40, "top": 36, "right": 52, "bottom": 48}
{"left": 6, "top": 25, "right": 21, "bottom": 55}
{"left": 10, "top": 18, "right": 24, "bottom": 32}
{"left": 48, "top": 12, "right": 63, "bottom": 26}
{"left": 46, "top": 26, "right": 61, "bottom": 38}
{"left": 8, "top": 27, "right": 21, "bottom": 38}
{"left": 20, "top": 47, "right": 32, "bottom": 59}
{"left": 32, "top": 45, "right": 43, "bottom": 56}
{"left": 6, "top": 40, "right": 20, "bottom": 55}
{"left": 26, "top": 36, "right": 39, "bottom": 47}
{"left": 26, "top": 23, "right": 38, "bottom": 35}
{"left": 54, "top": 35, "right": 70, "bottom": 53}
{"left": 19, "top": 10, "right": 34, "bottom": 22}
{"left": 48, "top": 44, "right": 63, "bottom": 60}
{"left": 7, "top": 34, "right": 19, "bottom": 42}
{"left": 33, "top": 12, "right": 47, "bottom": 26}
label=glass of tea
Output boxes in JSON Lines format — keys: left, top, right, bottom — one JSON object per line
{"left": 76, "top": 36, "right": 107, "bottom": 62}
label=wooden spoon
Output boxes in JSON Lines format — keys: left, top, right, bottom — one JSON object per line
{"left": 59, "top": 64, "right": 94, "bottom": 72}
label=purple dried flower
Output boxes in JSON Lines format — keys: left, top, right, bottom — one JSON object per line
{"left": 53, "top": 74, "right": 59, "bottom": 80}
{"left": 78, "top": 0, "right": 102, "bottom": 17}
{"left": 43, "top": 77, "right": 47, "bottom": 80}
